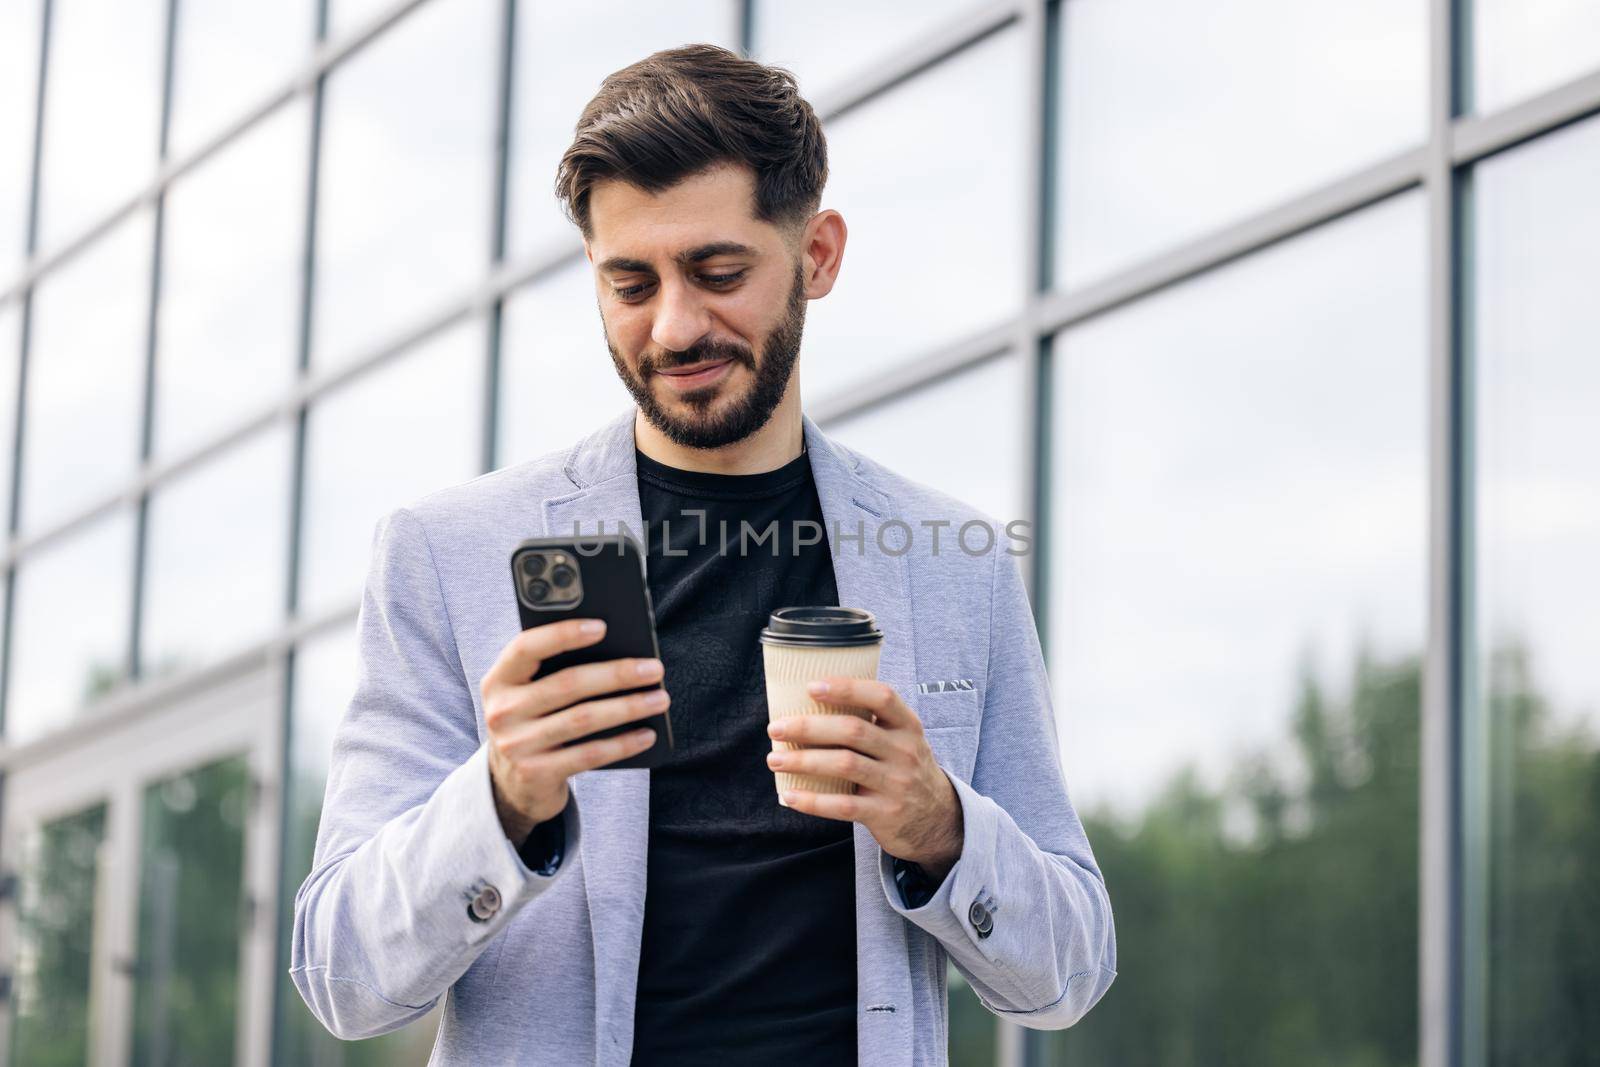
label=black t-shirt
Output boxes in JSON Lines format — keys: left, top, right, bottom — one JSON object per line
{"left": 627, "top": 445, "right": 856, "bottom": 1064}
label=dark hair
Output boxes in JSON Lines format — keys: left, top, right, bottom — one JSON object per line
{"left": 555, "top": 43, "right": 828, "bottom": 245}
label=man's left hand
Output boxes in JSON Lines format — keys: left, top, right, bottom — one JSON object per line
{"left": 766, "top": 676, "right": 964, "bottom": 882}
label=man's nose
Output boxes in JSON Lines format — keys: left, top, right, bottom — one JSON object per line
{"left": 650, "top": 278, "right": 712, "bottom": 355}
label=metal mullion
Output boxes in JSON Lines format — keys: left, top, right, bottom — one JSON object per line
{"left": 482, "top": 0, "right": 516, "bottom": 476}
{"left": 1422, "top": 1, "right": 1469, "bottom": 1067}
{"left": 1038, "top": 146, "right": 1427, "bottom": 336}
{"left": 807, "top": 0, "right": 1022, "bottom": 125}
{"left": 269, "top": 0, "right": 330, "bottom": 1060}
{"left": 738, "top": 0, "right": 755, "bottom": 56}
{"left": 1, "top": 0, "right": 54, "bottom": 740}
{"left": 1009, "top": 15, "right": 1051, "bottom": 1067}
{"left": 130, "top": 0, "right": 182, "bottom": 687}
{"left": 1452, "top": 67, "right": 1600, "bottom": 166}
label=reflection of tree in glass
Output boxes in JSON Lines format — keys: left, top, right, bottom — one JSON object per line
{"left": 1051, "top": 643, "right": 1423, "bottom": 1065}
{"left": 1046, "top": 638, "right": 1600, "bottom": 1067}
{"left": 7, "top": 804, "right": 107, "bottom": 1067}
{"left": 131, "top": 755, "right": 250, "bottom": 1067}
{"left": 1485, "top": 640, "right": 1600, "bottom": 1065}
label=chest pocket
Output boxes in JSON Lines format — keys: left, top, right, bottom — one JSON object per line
{"left": 914, "top": 686, "right": 982, "bottom": 784}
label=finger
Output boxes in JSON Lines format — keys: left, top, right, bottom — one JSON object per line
{"left": 780, "top": 788, "right": 869, "bottom": 822}
{"left": 482, "top": 618, "right": 606, "bottom": 696}
{"left": 807, "top": 677, "right": 917, "bottom": 731}
{"left": 541, "top": 724, "right": 659, "bottom": 778}
{"left": 497, "top": 688, "right": 670, "bottom": 759}
{"left": 767, "top": 746, "right": 890, "bottom": 792}
{"left": 767, "top": 710, "right": 895, "bottom": 759}
{"left": 525, "top": 656, "right": 664, "bottom": 719}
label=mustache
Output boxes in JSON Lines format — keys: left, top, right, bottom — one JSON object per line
{"left": 647, "top": 342, "right": 754, "bottom": 374}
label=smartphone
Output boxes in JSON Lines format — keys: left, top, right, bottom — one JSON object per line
{"left": 509, "top": 533, "right": 672, "bottom": 769}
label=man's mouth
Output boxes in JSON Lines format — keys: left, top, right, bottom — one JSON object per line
{"left": 656, "top": 357, "right": 735, "bottom": 390}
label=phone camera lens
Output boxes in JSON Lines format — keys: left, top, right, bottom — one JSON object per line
{"left": 521, "top": 554, "right": 546, "bottom": 578}
{"left": 549, "top": 563, "right": 576, "bottom": 589}
{"left": 527, "top": 578, "right": 551, "bottom": 602}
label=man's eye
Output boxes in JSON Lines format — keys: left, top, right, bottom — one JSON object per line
{"left": 611, "top": 271, "right": 746, "bottom": 301}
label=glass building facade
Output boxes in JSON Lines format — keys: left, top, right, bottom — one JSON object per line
{"left": 1, "top": 1, "right": 1596, "bottom": 1064}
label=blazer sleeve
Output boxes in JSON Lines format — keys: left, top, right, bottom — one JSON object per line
{"left": 288, "top": 506, "right": 582, "bottom": 1040}
{"left": 876, "top": 544, "right": 1117, "bottom": 1029}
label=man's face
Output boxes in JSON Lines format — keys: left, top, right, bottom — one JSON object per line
{"left": 586, "top": 163, "right": 809, "bottom": 451}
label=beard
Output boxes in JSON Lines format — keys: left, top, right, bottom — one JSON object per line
{"left": 603, "top": 258, "right": 806, "bottom": 451}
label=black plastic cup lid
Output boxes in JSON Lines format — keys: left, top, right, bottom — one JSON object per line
{"left": 760, "top": 606, "right": 883, "bottom": 647}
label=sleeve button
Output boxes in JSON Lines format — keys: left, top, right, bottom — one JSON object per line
{"left": 467, "top": 884, "right": 502, "bottom": 923}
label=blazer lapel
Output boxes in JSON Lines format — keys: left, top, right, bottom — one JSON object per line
{"left": 541, "top": 407, "right": 650, "bottom": 1066}
{"left": 542, "top": 407, "right": 916, "bottom": 1064}
{"left": 802, "top": 414, "right": 918, "bottom": 1055}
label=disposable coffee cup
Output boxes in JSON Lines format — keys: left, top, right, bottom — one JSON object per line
{"left": 759, "top": 606, "right": 885, "bottom": 806}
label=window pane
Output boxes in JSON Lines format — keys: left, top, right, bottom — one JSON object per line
{"left": 142, "top": 423, "right": 293, "bottom": 681}
{"left": 131, "top": 755, "right": 251, "bottom": 1067}
{"left": 825, "top": 351, "right": 1026, "bottom": 527}
{"left": 276, "top": 626, "right": 442, "bottom": 1065}
{"left": 1044, "top": 194, "right": 1426, "bottom": 1063}
{"left": 800, "top": 27, "right": 1025, "bottom": 402}
{"left": 35, "top": 0, "right": 165, "bottom": 253}
{"left": 507, "top": 0, "right": 734, "bottom": 259}
{"left": 7, "top": 508, "right": 136, "bottom": 744}
{"left": 496, "top": 261, "right": 633, "bottom": 469}
{"left": 5, "top": 802, "right": 108, "bottom": 1067}
{"left": 1474, "top": 115, "right": 1600, "bottom": 1064}
{"left": 753, "top": 0, "right": 981, "bottom": 100}
{"left": 156, "top": 100, "right": 306, "bottom": 461}
{"left": 300, "top": 321, "right": 484, "bottom": 618}
{"left": 169, "top": 0, "right": 315, "bottom": 156}
{"left": 0, "top": 0, "right": 42, "bottom": 272}
{"left": 20, "top": 212, "right": 152, "bottom": 535}
{"left": 313, "top": 0, "right": 496, "bottom": 371}
{"left": 1474, "top": 0, "right": 1600, "bottom": 113}
{"left": 1054, "top": 0, "right": 1426, "bottom": 290}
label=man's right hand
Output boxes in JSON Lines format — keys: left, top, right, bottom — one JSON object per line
{"left": 480, "top": 619, "right": 669, "bottom": 842}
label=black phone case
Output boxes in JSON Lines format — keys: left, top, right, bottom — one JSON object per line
{"left": 510, "top": 533, "right": 673, "bottom": 769}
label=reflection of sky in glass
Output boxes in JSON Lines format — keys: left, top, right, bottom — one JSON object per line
{"left": 290, "top": 624, "right": 358, "bottom": 827}
{"left": 1475, "top": 115, "right": 1600, "bottom": 731}
{"left": 1055, "top": 0, "right": 1425, "bottom": 290}
{"left": 507, "top": 0, "right": 734, "bottom": 260}
{"left": 168, "top": 0, "right": 315, "bottom": 157}
{"left": 312, "top": 0, "right": 495, "bottom": 371}
{"left": 1048, "top": 193, "right": 1427, "bottom": 816}
{"left": 34, "top": 0, "right": 164, "bottom": 254}
{"left": 826, "top": 352, "right": 1026, "bottom": 528}
{"left": 799, "top": 27, "right": 1025, "bottom": 403}
{"left": 0, "top": 0, "right": 41, "bottom": 273}
{"left": 20, "top": 212, "right": 152, "bottom": 535}
{"left": 156, "top": 101, "right": 306, "bottom": 460}
{"left": 752, "top": 0, "right": 980, "bottom": 99}
{"left": 143, "top": 422, "right": 294, "bottom": 681}
{"left": 7, "top": 508, "right": 136, "bottom": 744}
{"left": 497, "top": 259, "right": 633, "bottom": 468}
{"left": 299, "top": 321, "right": 485, "bottom": 619}
{"left": 1474, "top": 0, "right": 1600, "bottom": 113}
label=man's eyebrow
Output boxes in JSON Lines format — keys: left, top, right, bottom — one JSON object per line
{"left": 596, "top": 241, "right": 761, "bottom": 275}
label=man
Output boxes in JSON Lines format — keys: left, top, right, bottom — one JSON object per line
{"left": 290, "top": 43, "right": 1114, "bottom": 1066}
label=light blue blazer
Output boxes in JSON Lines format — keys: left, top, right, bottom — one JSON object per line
{"left": 289, "top": 406, "right": 1117, "bottom": 1065}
